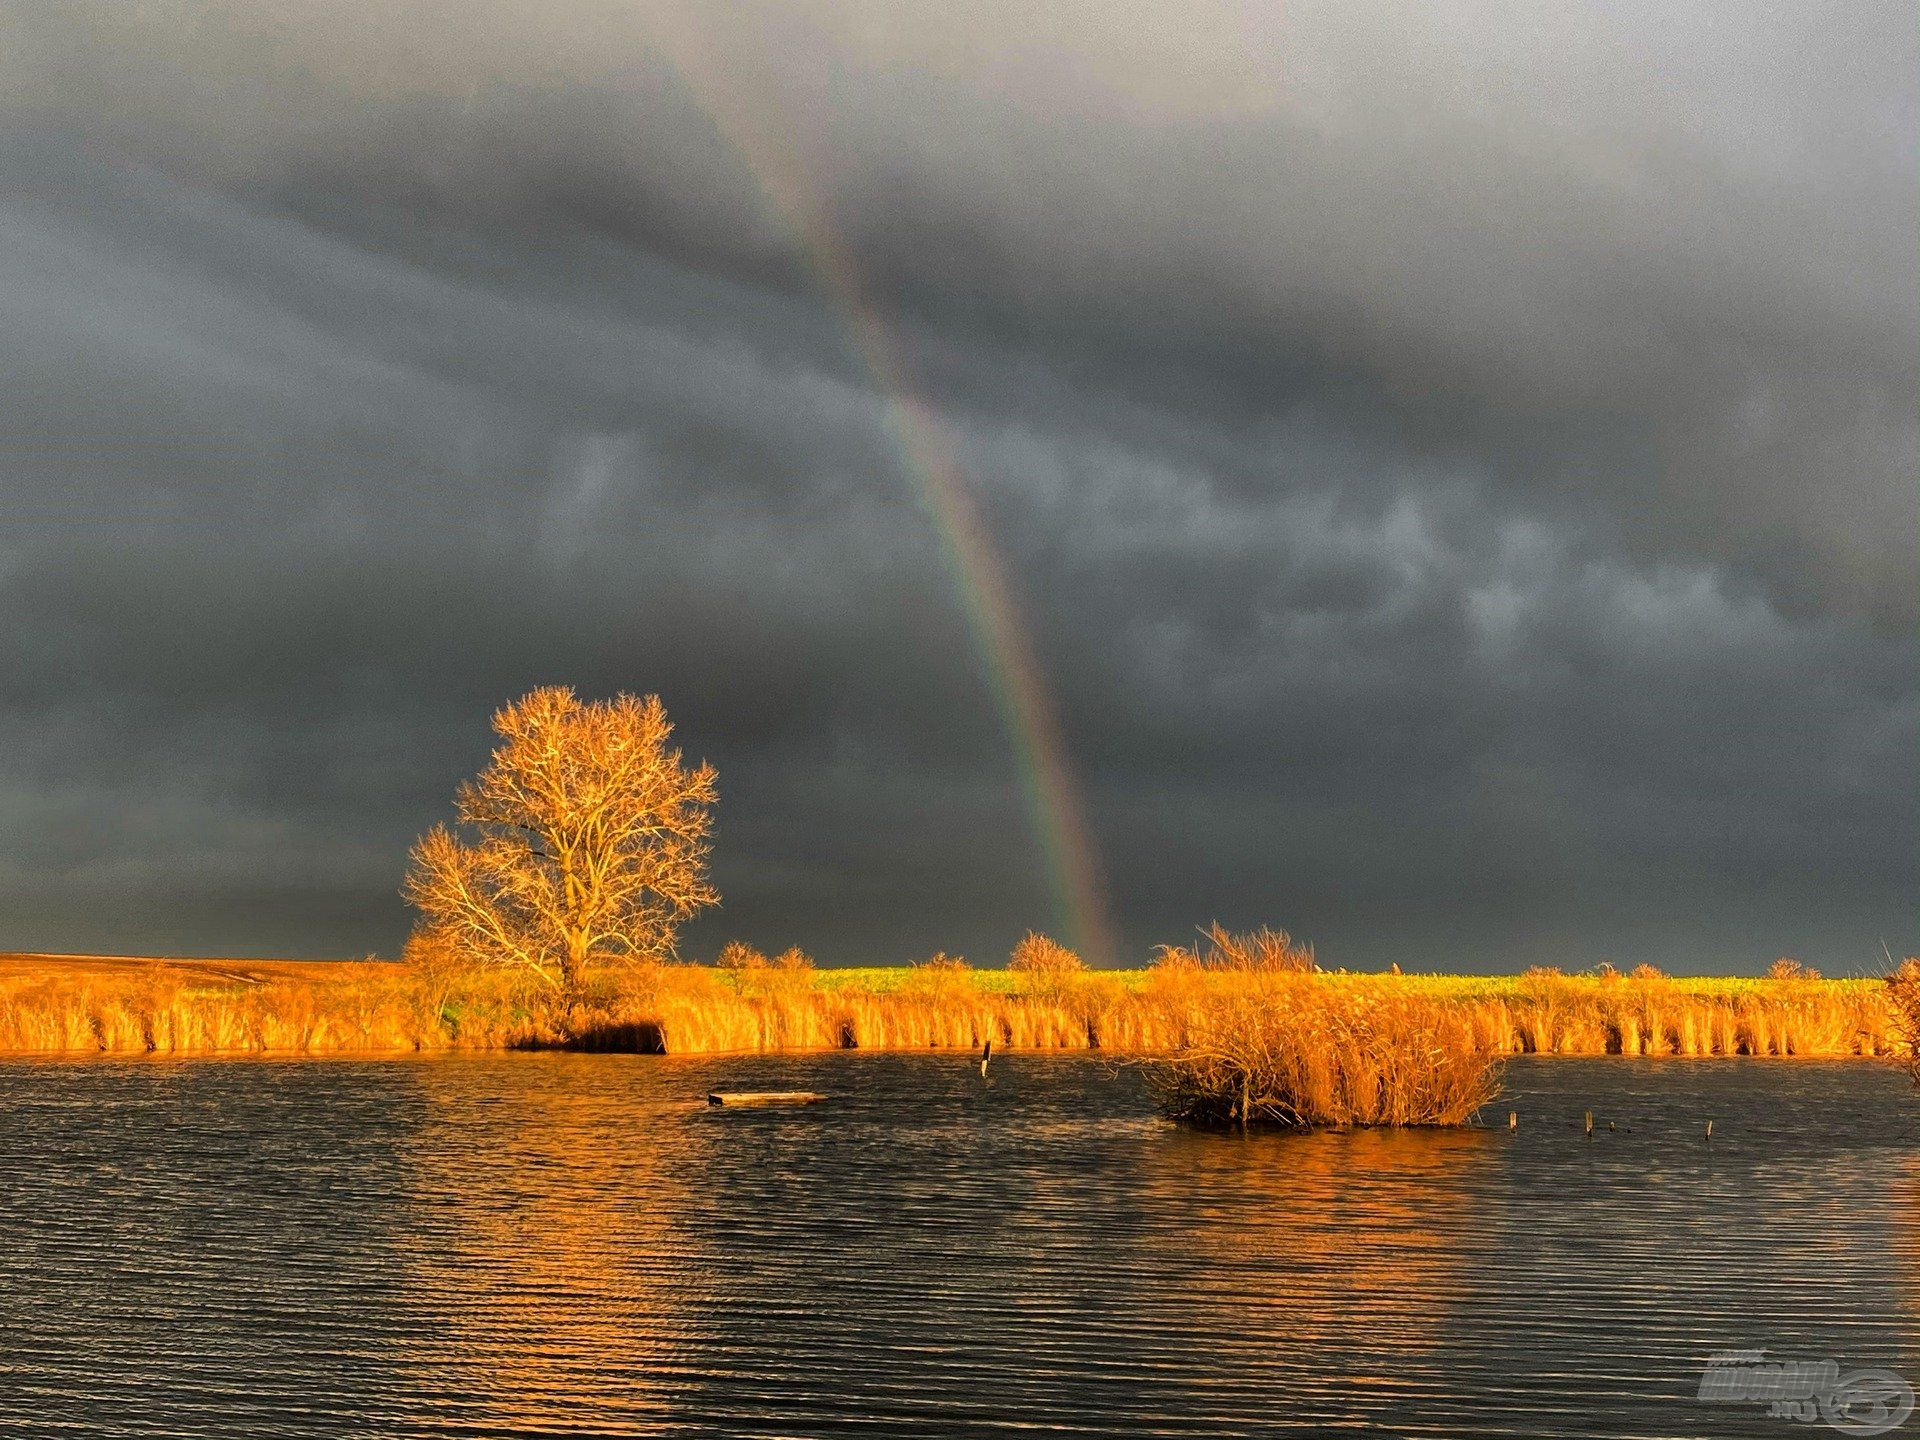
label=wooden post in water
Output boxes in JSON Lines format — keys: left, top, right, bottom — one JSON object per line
{"left": 1704, "top": 1119, "right": 1713, "bottom": 1142}
{"left": 1507, "top": 1110, "right": 1518, "bottom": 1131}
{"left": 1584, "top": 1111, "right": 1594, "bottom": 1140}
{"left": 979, "top": 1037, "right": 993, "bottom": 1078}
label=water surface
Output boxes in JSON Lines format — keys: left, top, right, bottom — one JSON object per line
{"left": 1, "top": 1054, "right": 1914, "bottom": 1437}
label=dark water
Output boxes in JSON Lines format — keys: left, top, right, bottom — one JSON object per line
{"left": 0, "top": 1053, "right": 1914, "bottom": 1438}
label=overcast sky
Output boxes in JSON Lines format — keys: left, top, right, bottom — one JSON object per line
{"left": 0, "top": 2, "right": 1912, "bottom": 971}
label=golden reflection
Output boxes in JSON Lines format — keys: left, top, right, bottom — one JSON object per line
{"left": 1900, "top": 1151, "right": 1920, "bottom": 1324}
{"left": 1137, "top": 1123, "right": 1495, "bottom": 1360}
{"left": 397, "top": 1057, "right": 711, "bottom": 1433}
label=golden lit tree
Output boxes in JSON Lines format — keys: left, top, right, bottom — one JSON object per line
{"left": 403, "top": 687, "right": 718, "bottom": 1001}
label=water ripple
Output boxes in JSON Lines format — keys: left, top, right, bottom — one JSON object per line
{"left": 0, "top": 1054, "right": 1913, "bottom": 1437}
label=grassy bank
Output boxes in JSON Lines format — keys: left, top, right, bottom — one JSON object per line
{"left": 0, "top": 952, "right": 1898, "bottom": 1059}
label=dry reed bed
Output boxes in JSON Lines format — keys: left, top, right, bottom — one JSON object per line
{"left": 1151, "top": 969, "right": 1501, "bottom": 1126}
{"left": 0, "top": 956, "right": 1899, "bottom": 1058}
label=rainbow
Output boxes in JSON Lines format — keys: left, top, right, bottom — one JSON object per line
{"left": 635, "top": 29, "right": 1118, "bottom": 966}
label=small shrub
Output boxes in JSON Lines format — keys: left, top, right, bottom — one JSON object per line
{"left": 717, "top": 941, "right": 769, "bottom": 992}
{"left": 1769, "top": 956, "right": 1821, "bottom": 981}
{"left": 904, "top": 953, "right": 972, "bottom": 1005}
{"left": 1009, "top": 931, "right": 1083, "bottom": 978}
{"left": 1009, "top": 933, "right": 1084, "bottom": 1003}
{"left": 717, "top": 940, "right": 768, "bottom": 972}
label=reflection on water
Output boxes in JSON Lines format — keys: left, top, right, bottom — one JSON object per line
{"left": 1143, "top": 1125, "right": 1495, "bottom": 1355}
{"left": 0, "top": 1054, "right": 1913, "bottom": 1438}
{"left": 397, "top": 1063, "right": 705, "bottom": 1434}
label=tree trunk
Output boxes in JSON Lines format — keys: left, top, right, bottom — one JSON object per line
{"left": 559, "top": 932, "right": 590, "bottom": 1016}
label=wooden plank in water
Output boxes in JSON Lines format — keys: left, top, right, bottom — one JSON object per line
{"left": 706, "top": 1090, "right": 826, "bottom": 1107}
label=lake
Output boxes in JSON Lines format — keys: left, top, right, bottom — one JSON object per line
{"left": 1, "top": 1053, "right": 1914, "bottom": 1437}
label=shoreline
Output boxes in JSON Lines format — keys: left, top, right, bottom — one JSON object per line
{"left": 0, "top": 952, "right": 1897, "bottom": 1061}
{"left": 0, "top": 1045, "right": 1896, "bottom": 1065}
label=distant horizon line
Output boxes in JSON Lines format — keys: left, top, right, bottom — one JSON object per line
{"left": 0, "top": 950, "right": 1901, "bottom": 981}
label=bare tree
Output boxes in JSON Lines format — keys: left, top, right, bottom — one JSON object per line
{"left": 404, "top": 687, "right": 718, "bottom": 1001}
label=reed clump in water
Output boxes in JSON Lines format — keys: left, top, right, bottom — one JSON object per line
{"left": 1887, "top": 958, "right": 1920, "bottom": 1086}
{"left": 1147, "top": 930, "right": 1500, "bottom": 1128}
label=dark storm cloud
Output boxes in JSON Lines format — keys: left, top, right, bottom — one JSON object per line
{"left": 0, "top": 3, "right": 1911, "bottom": 968}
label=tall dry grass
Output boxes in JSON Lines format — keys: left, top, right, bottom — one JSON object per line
{"left": 1446, "top": 965, "right": 1896, "bottom": 1058}
{"left": 1152, "top": 977, "right": 1499, "bottom": 1127}
{"left": 0, "top": 962, "right": 441, "bottom": 1056}
{"left": 0, "top": 947, "right": 1899, "bottom": 1060}
{"left": 1146, "top": 929, "right": 1497, "bottom": 1127}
